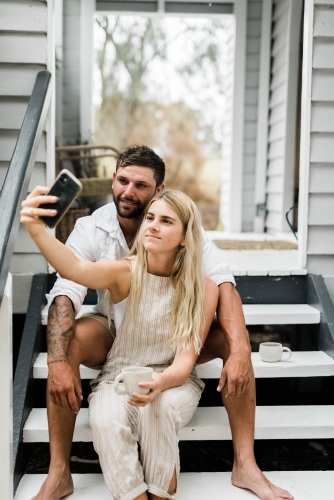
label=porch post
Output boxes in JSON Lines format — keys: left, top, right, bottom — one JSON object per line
{"left": 298, "top": 0, "right": 314, "bottom": 269}
{"left": 253, "top": 0, "right": 272, "bottom": 233}
{"left": 80, "top": 0, "right": 95, "bottom": 142}
{"left": 229, "top": 0, "right": 247, "bottom": 232}
{"left": 0, "top": 273, "right": 13, "bottom": 500}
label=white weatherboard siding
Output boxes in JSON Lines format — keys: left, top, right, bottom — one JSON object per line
{"left": 305, "top": 2, "right": 334, "bottom": 276}
{"left": 0, "top": 0, "right": 55, "bottom": 312}
{"left": 242, "top": 0, "right": 262, "bottom": 232}
{"left": 298, "top": 1, "right": 334, "bottom": 278}
{"left": 265, "top": 0, "right": 303, "bottom": 234}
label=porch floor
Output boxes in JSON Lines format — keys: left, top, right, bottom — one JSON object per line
{"left": 208, "top": 232, "right": 305, "bottom": 276}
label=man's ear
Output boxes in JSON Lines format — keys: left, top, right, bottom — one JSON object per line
{"left": 156, "top": 183, "right": 164, "bottom": 193}
{"left": 112, "top": 172, "right": 116, "bottom": 182}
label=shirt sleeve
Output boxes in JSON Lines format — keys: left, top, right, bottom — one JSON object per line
{"left": 202, "top": 228, "right": 236, "bottom": 287}
{"left": 46, "top": 216, "right": 96, "bottom": 316}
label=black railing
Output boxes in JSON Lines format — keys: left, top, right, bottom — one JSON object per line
{"left": 0, "top": 70, "right": 51, "bottom": 306}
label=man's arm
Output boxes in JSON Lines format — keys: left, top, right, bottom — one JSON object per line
{"left": 47, "top": 295, "right": 76, "bottom": 363}
{"left": 47, "top": 295, "right": 82, "bottom": 413}
{"left": 201, "top": 229, "right": 251, "bottom": 398}
{"left": 216, "top": 282, "right": 252, "bottom": 398}
{"left": 46, "top": 216, "right": 96, "bottom": 413}
{"left": 46, "top": 215, "right": 96, "bottom": 315}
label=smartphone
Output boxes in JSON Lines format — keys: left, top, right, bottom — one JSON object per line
{"left": 40, "top": 169, "right": 83, "bottom": 228}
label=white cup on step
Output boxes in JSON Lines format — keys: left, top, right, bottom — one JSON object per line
{"left": 114, "top": 366, "right": 153, "bottom": 401}
{"left": 259, "top": 342, "right": 292, "bottom": 363}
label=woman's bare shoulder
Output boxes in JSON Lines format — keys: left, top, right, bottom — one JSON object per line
{"left": 104, "top": 259, "right": 131, "bottom": 302}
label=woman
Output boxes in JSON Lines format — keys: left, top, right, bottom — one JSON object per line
{"left": 21, "top": 188, "right": 218, "bottom": 500}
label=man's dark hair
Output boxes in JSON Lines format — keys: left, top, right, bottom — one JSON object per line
{"left": 116, "top": 145, "right": 165, "bottom": 187}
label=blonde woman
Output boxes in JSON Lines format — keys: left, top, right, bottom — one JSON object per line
{"left": 21, "top": 188, "right": 218, "bottom": 500}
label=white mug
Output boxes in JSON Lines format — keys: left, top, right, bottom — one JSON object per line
{"left": 114, "top": 366, "right": 153, "bottom": 401}
{"left": 259, "top": 342, "right": 292, "bottom": 363}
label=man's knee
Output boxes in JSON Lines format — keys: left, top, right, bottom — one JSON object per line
{"left": 67, "top": 318, "right": 113, "bottom": 366}
{"left": 199, "top": 320, "right": 230, "bottom": 362}
{"left": 66, "top": 320, "right": 89, "bottom": 363}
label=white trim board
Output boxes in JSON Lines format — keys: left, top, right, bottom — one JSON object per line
{"left": 41, "top": 302, "right": 319, "bottom": 326}
{"left": 0, "top": 274, "right": 13, "bottom": 500}
{"left": 253, "top": 0, "right": 272, "bottom": 232}
{"left": 15, "top": 471, "right": 334, "bottom": 500}
{"left": 34, "top": 351, "right": 334, "bottom": 380}
{"left": 229, "top": 0, "right": 247, "bottom": 231}
{"left": 80, "top": 0, "right": 95, "bottom": 142}
{"left": 23, "top": 405, "right": 334, "bottom": 443}
{"left": 298, "top": 0, "right": 314, "bottom": 269}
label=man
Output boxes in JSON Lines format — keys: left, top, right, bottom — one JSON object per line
{"left": 24, "top": 145, "right": 293, "bottom": 500}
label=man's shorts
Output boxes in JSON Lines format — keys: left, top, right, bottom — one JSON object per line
{"left": 79, "top": 313, "right": 117, "bottom": 370}
{"left": 80, "top": 312, "right": 116, "bottom": 340}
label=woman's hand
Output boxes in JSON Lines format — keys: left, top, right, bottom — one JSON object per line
{"left": 20, "top": 186, "right": 58, "bottom": 237}
{"left": 127, "top": 372, "right": 166, "bottom": 407}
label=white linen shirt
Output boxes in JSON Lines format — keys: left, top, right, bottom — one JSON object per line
{"left": 46, "top": 202, "right": 235, "bottom": 318}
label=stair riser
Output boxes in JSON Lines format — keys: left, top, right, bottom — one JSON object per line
{"left": 23, "top": 406, "right": 334, "bottom": 443}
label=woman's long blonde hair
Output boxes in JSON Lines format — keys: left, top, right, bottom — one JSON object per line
{"left": 124, "top": 189, "right": 205, "bottom": 353}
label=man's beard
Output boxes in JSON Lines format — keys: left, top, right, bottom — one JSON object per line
{"left": 112, "top": 189, "right": 147, "bottom": 219}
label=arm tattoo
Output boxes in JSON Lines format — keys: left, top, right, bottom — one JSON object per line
{"left": 47, "top": 295, "right": 76, "bottom": 361}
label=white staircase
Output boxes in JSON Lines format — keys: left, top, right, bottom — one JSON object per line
{"left": 15, "top": 471, "right": 334, "bottom": 500}
{"left": 15, "top": 302, "right": 334, "bottom": 499}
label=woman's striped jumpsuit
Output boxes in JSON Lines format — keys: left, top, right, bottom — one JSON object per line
{"left": 88, "top": 272, "right": 204, "bottom": 500}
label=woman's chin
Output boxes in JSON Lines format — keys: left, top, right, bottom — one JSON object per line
{"left": 144, "top": 243, "right": 159, "bottom": 253}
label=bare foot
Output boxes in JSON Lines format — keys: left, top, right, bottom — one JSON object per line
{"left": 31, "top": 470, "right": 74, "bottom": 500}
{"left": 232, "top": 461, "right": 294, "bottom": 500}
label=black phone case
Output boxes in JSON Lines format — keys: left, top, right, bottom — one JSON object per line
{"left": 40, "top": 172, "right": 82, "bottom": 228}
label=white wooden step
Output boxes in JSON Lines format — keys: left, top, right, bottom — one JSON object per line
{"left": 243, "top": 303, "right": 320, "bottom": 324}
{"left": 15, "top": 471, "right": 334, "bottom": 499}
{"left": 216, "top": 248, "right": 307, "bottom": 276}
{"left": 34, "top": 351, "right": 334, "bottom": 380}
{"left": 24, "top": 405, "right": 334, "bottom": 442}
{"left": 41, "top": 303, "right": 321, "bottom": 326}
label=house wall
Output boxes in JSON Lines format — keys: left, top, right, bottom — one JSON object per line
{"left": 265, "top": 0, "right": 303, "bottom": 233}
{"left": 304, "top": 1, "right": 334, "bottom": 281}
{"left": 0, "top": 0, "right": 54, "bottom": 312}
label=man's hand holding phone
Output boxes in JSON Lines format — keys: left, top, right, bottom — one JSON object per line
{"left": 20, "top": 169, "right": 82, "bottom": 234}
{"left": 20, "top": 186, "right": 59, "bottom": 237}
